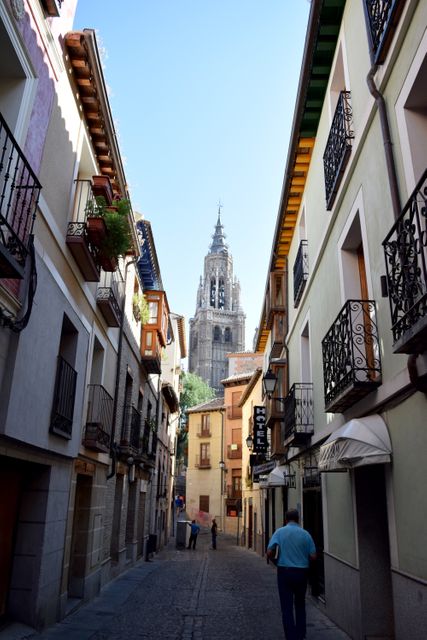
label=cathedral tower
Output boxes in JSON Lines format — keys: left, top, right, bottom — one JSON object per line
{"left": 189, "top": 209, "right": 245, "bottom": 393}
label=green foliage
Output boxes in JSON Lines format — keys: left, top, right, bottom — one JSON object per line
{"left": 87, "top": 196, "right": 132, "bottom": 259}
{"left": 179, "top": 372, "right": 216, "bottom": 420}
{"left": 132, "top": 293, "right": 150, "bottom": 324}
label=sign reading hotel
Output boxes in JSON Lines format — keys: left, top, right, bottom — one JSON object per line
{"left": 253, "top": 406, "right": 268, "bottom": 453}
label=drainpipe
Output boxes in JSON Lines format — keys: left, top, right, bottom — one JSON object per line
{"left": 107, "top": 257, "right": 138, "bottom": 480}
{"left": 366, "top": 65, "right": 401, "bottom": 220}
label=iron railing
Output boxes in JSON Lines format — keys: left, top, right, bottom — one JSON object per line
{"left": 195, "top": 455, "right": 211, "bottom": 468}
{"left": 84, "top": 384, "right": 113, "bottom": 452}
{"left": 284, "top": 383, "right": 314, "bottom": 441}
{"left": 0, "top": 112, "right": 41, "bottom": 279}
{"left": 226, "top": 486, "right": 242, "bottom": 499}
{"left": 66, "top": 179, "right": 102, "bottom": 277}
{"left": 227, "top": 444, "right": 242, "bottom": 459}
{"left": 322, "top": 300, "right": 382, "bottom": 412}
{"left": 50, "top": 355, "right": 77, "bottom": 437}
{"left": 383, "top": 168, "right": 427, "bottom": 353}
{"left": 323, "top": 91, "right": 354, "bottom": 210}
{"left": 293, "top": 240, "right": 309, "bottom": 307}
{"left": 363, "top": 0, "right": 403, "bottom": 64}
{"left": 197, "top": 423, "right": 211, "bottom": 437}
{"left": 96, "top": 268, "right": 124, "bottom": 325}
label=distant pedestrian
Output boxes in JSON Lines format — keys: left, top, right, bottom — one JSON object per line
{"left": 267, "top": 509, "right": 316, "bottom": 640}
{"left": 187, "top": 520, "right": 200, "bottom": 549}
{"left": 210, "top": 519, "right": 218, "bottom": 549}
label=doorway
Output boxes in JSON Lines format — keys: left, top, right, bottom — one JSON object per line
{"left": 303, "top": 487, "right": 325, "bottom": 597}
{"left": 68, "top": 474, "right": 93, "bottom": 598}
{"left": 355, "top": 465, "right": 394, "bottom": 638}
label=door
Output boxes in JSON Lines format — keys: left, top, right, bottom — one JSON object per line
{"left": 303, "top": 488, "right": 324, "bottom": 597}
{"left": 248, "top": 504, "right": 253, "bottom": 548}
{"left": 0, "top": 470, "right": 22, "bottom": 618}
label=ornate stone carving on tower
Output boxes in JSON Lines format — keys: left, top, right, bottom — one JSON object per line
{"left": 189, "top": 209, "right": 246, "bottom": 393}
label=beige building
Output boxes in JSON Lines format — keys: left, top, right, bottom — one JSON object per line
{"left": 256, "top": 1, "right": 427, "bottom": 638}
{"left": 186, "top": 398, "right": 225, "bottom": 529}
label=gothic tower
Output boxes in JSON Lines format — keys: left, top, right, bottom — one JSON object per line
{"left": 189, "top": 209, "right": 245, "bottom": 393}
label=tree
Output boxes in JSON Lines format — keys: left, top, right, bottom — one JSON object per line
{"left": 176, "top": 372, "right": 216, "bottom": 467}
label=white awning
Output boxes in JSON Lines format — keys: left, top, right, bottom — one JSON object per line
{"left": 260, "top": 465, "right": 289, "bottom": 487}
{"left": 319, "top": 414, "right": 392, "bottom": 472}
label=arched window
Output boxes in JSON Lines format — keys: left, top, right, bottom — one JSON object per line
{"left": 218, "top": 278, "right": 225, "bottom": 309}
{"left": 210, "top": 278, "right": 216, "bottom": 307}
{"left": 224, "top": 327, "right": 232, "bottom": 342}
{"left": 213, "top": 326, "right": 221, "bottom": 342}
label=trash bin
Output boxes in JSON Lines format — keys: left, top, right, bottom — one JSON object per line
{"left": 176, "top": 520, "right": 188, "bottom": 549}
{"left": 148, "top": 533, "right": 157, "bottom": 553}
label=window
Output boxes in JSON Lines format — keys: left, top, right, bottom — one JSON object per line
{"left": 199, "top": 495, "right": 209, "bottom": 513}
{"left": 218, "top": 278, "right": 225, "bottom": 309}
{"left": 210, "top": 278, "right": 216, "bottom": 307}
{"left": 224, "top": 327, "right": 232, "bottom": 342}
{"left": 301, "top": 319, "right": 312, "bottom": 383}
{"left": 213, "top": 326, "right": 221, "bottom": 342}
{"left": 50, "top": 315, "right": 78, "bottom": 438}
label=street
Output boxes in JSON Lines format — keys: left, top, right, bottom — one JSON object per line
{"left": 2, "top": 526, "right": 350, "bottom": 640}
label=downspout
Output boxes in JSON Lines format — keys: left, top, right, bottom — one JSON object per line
{"left": 366, "top": 65, "right": 401, "bottom": 220}
{"left": 107, "top": 257, "right": 137, "bottom": 480}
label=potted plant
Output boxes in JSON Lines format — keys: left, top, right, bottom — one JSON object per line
{"left": 97, "top": 198, "right": 133, "bottom": 272}
{"left": 92, "top": 175, "right": 113, "bottom": 205}
{"left": 132, "top": 293, "right": 150, "bottom": 324}
{"left": 86, "top": 196, "right": 108, "bottom": 247}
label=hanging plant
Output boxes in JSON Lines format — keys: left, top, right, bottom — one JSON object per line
{"left": 132, "top": 293, "right": 150, "bottom": 324}
{"left": 86, "top": 197, "right": 133, "bottom": 270}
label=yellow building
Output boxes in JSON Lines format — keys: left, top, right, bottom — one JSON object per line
{"left": 186, "top": 398, "right": 225, "bottom": 529}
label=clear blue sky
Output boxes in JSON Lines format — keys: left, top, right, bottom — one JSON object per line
{"left": 74, "top": 1, "right": 310, "bottom": 350}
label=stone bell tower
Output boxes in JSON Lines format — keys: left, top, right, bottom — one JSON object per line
{"left": 189, "top": 209, "right": 245, "bottom": 393}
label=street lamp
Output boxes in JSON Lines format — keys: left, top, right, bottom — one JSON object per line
{"left": 245, "top": 434, "right": 253, "bottom": 450}
{"left": 262, "top": 368, "right": 278, "bottom": 397}
{"left": 219, "top": 460, "right": 226, "bottom": 471}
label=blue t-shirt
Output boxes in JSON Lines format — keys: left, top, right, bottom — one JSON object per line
{"left": 190, "top": 523, "right": 200, "bottom": 535}
{"left": 268, "top": 522, "right": 316, "bottom": 568}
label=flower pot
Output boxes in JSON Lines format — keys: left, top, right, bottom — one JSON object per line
{"left": 92, "top": 175, "right": 113, "bottom": 205}
{"left": 86, "top": 216, "right": 107, "bottom": 247}
{"left": 98, "top": 253, "right": 118, "bottom": 272}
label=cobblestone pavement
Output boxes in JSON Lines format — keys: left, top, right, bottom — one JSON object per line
{"left": 1, "top": 527, "right": 350, "bottom": 640}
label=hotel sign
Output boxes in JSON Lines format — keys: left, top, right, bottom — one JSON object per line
{"left": 253, "top": 405, "right": 268, "bottom": 453}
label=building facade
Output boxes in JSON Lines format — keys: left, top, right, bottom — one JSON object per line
{"left": 255, "top": 1, "right": 427, "bottom": 638}
{"left": 189, "top": 211, "right": 245, "bottom": 393}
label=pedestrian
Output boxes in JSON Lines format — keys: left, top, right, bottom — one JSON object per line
{"left": 187, "top": 519, "right": 200, "bottom": 549}
{"left": 267, "top": 509, "right": 316, "bottom": 640}
{"left": 210, "top": 518, "right": 218, "bottom": 549}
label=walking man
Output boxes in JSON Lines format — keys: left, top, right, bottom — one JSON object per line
{"left": 210, "top": 518, "right": 218, "bottom": 549}
{"left": 187, "top": 520, "right": 200, "bottom": 550}
{"left": 267, "top": 509, "right": 316, "bottom": 640}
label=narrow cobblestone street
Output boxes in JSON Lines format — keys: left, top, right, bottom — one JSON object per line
{"left": 2, "top": 527, "right": 350, "bottom": 640}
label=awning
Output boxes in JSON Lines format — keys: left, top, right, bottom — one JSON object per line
{"left": 319, "top": 414, "right": 392, "bottom": 472}
{"left": 260, "top": 465, "right": 289, "bottom": 488}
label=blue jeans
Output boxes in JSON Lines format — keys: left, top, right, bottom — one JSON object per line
{"left": 277, "top": 567, "right": 308, "bottom": 640}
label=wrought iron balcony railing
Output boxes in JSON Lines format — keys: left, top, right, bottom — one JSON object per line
{"left": 197, "top": 424, "right": 211, "bottom": 437}
{"left": 323, "top": 91, "right": 354, "bottom": 210}
{"left": 226, "top": 486, "right": 242, "bottom": 499}
{"left": 130, "top": 406, "right": 142, "bottom": 451}
{"left": 66, "top": 179, "right": 101, "bottom": 282}
{"left": 363, "top": 0, "right": 404, "bottom": 65}
{"left": 195, "top": 455, "right": 211, "bottom": 468}
{"left": 293, "top": 240, "right": 309, "bottom": 307}
{"left": 83, "top": 384, "right": 113, "bottom": 453}
{"left": 141, "top": 420, "right": 151, "bottom": 455}
{"left": 50, "top": 355, "right": 77, "bottom": 438}
{"left": 383, "top": 168, "right": 427, "bottom": 354}
{"left": 0, "top": 111, "right": 41, "bottom": 279}
{"left": 227, "top": 444, "right": 242, "bottom": 459}
{"left": 322, "top": 300, "right": 382, "bottom": 413}
{"left": 97, "top": 268, "right": 124, "bottom": 327}
{"left": 283, "top": 383, "right": 314, "bottom": 445}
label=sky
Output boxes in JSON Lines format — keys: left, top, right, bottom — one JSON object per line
{"left": 74, "top": 1, "right": 311, "bottom": 351}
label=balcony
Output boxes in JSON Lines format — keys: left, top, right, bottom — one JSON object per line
{"left": 265, "top": 270, "right": 286, "bottom": 329}
{"left": 270, "top": 311, "right": 286, "bottom": 358}
{"left": 323, "top": 91, "right": 354, "bottom": 210}
{"left": 96, "top": 268, "right": 124, "bottom": 327}
{"left": 226, "top": 486, "right": 242, "bottom": 499}
{"left": 227, "top": 444, "right": 242, "bottom": 459}
{"left": 50, "top": 356, "right": 77, "bottom": 438}
{"left": 0, "top": 111, "right": 41, "bottom": 279}
{"left": 141, "top": 420, "right": 151, "bottom": 455}
{"left": 141, "top": 327, "right": 161, "bottom": 374}
{"left": 322, "top": 300, "right": 382, "bottom": 413}
{"left": 195, "top": 455, "right": 211, "bottom": 469}
{"left": 83, "top": 384, "right": 113, "bottom": 453}
{"left": 284, "top": 383, "right": 314, "bottom": 446}
{"left": 121, "top": 405, "right": 142, "bottom": 454}
{"left": 266, "top": 396, "right": 285, "bottom": 428}
{"left": 66, "top": 180, "right": 101, "bottom": 282}
{"left": 226, "top": 405, "right": 242, "bottom": 420}
{"left": 293, "top": 240, "right": 309, "bottom": 307}
{"left": 383, "top": 169, "right": 427, "bottom": 354}
{"left": 364, "top": 0, "right": 405, "bottom": 65}
{"left": 197, "top": 424, "right": 211, "bottom": 437}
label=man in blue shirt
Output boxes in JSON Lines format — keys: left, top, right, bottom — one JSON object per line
{"left": 187, "top": 520, "right": 201, "bottom": 550}
{"left": 267, "top": 509, "right": 316, "bottom": 640}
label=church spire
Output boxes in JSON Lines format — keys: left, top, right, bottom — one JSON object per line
{"left": 209, "top": 205, "right": 228, "bottom": 254}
